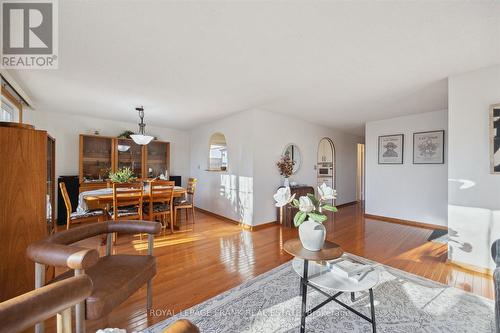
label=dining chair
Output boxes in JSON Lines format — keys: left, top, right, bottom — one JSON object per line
{"left": 109, "top": 182, "right": 144, "bottom": 221}
{"left": 174, "top": 178, "right": 197, "bottom": 230}
{"left": 145, "top": 180, "right": 175, "bottom": 234}
{"left": 109, "top": 182, "right": 144, "bottom": 241}
{"left": 60, "top": 182, "right": 106, "bottom": 230}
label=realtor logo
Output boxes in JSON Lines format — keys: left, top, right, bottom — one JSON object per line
{"left": 1, "top": 0, "right": 58, "bottom": 69}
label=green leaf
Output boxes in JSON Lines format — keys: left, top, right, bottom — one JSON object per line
{"left": 293, "top": 211, "right": 307, "bottom": 227}
{"left": 307, "top": 193, "right": 319, "bottom": 206}
{"left": 292, "top": 198, "right": 299, "bottom": 207}
{"left": 321, "top": 204, "right": 338, "bottom": 212}
{"left": 307, "top": 212, "right": 327, "bottom": 223}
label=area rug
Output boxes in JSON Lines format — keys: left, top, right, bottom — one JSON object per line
{"left": 143, "top": 254, "right": 494, "bottom": 333}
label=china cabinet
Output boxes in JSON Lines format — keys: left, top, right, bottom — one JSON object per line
{"left": 0, "top": 122, "right": 52, "bottom": 304}
{"left": 146, "top": 140, "right": 170, "bottom": 178}
{"left": 116, "top": 138, "right": 143, "bottom": 177}
{"left": 79, "top": 134, "right": 170, "bottom": 191}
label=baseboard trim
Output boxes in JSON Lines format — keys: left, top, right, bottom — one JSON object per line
{"left": 336, "top": 201, "right": 358, "bottom": 209}
{"left": 194, "top": 207, "right": 278, "bottom": 231}
{"left": 364, "top": 213, "right": 447, "bottom": 231}
{"left": 447, "top": 259, "right": 493, "bottom": 276}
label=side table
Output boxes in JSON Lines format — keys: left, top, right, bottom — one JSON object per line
{"left": 284, "top": 239, "right": 379, "bottom": 333}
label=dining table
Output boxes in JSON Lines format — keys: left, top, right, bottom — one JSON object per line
{"left": 78, "top": 185, "right": 187, "bottom": 213}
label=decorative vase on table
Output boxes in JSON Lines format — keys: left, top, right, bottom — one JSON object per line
{"left": 273, "top": 182, "right": 339, "bottom": 252}
{"left": 277, "top": 155, "right": 294, "bottom": 187}
{"left": 283, "top": 177, "right": 290, "bottom": 187}
{"left": 298, "top": 219, "right": 326, "bottom": 251}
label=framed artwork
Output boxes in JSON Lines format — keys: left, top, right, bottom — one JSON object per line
{"left": 491, "top": 103, "right": 500, "bottom": 174}
{"left": 378, "top": 134, "right": 404, "bottom": 164}
{"left": 413, "top": 130, "right": 445, "bottom": 164}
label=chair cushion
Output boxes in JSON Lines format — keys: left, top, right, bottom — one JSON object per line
{"left": 70, "top": 209, "right": 105, "bottom": 220}
{"left": 174, "top": 199, "right": 192, "bottom": 207}
{"left": 52, "top": 254, "right": 156, "bottom": 320}
{"left": 108, "top": 206, "right": 140, "bottom": 217}
{"left": 144, "top": 203, "right": 170, "bottom": 213}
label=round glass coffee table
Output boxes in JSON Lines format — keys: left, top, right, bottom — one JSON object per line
{"left": 284, "top": 239, "right": 379, "bottom": 333}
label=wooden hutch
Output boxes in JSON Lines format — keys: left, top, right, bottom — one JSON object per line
{"left": 0, "top": 122, "right": 55, "bottom": 303}
{"left": 79, "top": 134, "right": 170, "bottom": 192}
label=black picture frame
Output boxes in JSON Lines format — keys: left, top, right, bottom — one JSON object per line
{"left": 378, "top": 134, "right": 404, "bottom": 164}
{"left": 491, "top": 104, "right": 500, "bottom": 174}
{"left": 413, "top": 130, "right": 445, "bottom": 164}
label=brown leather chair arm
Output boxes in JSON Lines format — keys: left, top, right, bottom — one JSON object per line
{"left": 0, "top": 275, "right": 93, "bottom": 333}
{"left": 27, "top": 242, "right": 99, "bottom": 270}
{"left": 162, "top": 319, "right": 200, "bottom": 333}
{"left": 107, "top": 220, "right": 161, "bottom": 235}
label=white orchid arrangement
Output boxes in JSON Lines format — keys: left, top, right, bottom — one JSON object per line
{"left": 273, "top": 183, "right": 338, "bottom": 227}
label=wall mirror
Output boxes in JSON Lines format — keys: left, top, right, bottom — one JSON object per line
{"left": 208, "top": 132, "right": 228, "bottom": 171}
{"left": 283, "top": 143, "right": 301, "bottom": 174}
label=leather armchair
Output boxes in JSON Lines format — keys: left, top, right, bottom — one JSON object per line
{"left": 0, "top": 275, "right": 93, "bottom": 333}
{"left": 162, "top": 319, "right": 200, "bottom": 333}
{"left": 27, "top": 220, "right": 161, "bottom": 333}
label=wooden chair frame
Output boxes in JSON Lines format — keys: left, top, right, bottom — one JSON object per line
{"left": 110, "top": 182, "right": 144, "bottom": 221}
{"left": 30, "top": 221, "right": 159, "bottom": 333}
{"left": 59, "top": 182, "right": 105, "bottom": 230}
{"left": 174, "top": 178, "right": 197, "bottom": 231}
{"left": 146, "top": 180, "right": 175, "bottom": 234}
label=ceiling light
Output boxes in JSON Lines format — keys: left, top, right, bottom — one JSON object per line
{"left": 130, "top": 106, "right": 154, "bottom": 145}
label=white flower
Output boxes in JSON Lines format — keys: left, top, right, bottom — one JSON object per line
{"left": 317, "top": 183, "right": 337, "bottom": 201}
{"left": 298, "top": 196, "right": 315, "bottom": 213}
{"left": 273, "top": 187, "right": 295, "bottom": 207}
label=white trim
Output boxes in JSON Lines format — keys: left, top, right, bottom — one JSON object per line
{"left": 0, "top": 70, "right": 35, "bottom": 108}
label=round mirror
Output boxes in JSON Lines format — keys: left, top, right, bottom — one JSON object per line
{"left": 283, "top": 143, "right": 301, "bottom": 174}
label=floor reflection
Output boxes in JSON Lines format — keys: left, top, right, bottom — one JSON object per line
{"left": 219, "top": 231, "right": 255, "bottom": 277}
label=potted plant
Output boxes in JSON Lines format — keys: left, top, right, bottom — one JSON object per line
{"left": 276, "top": 155, "right": 294, "bottom": 187}
{"left": 109, "top": 167, "right": 136, "bottom": 183}
{"left": 273, "top": 183, "right": 338, "bottom": 251}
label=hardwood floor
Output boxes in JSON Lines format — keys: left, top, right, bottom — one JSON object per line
{"left": 49, "top": 203, "right": 493, "bottom": 332}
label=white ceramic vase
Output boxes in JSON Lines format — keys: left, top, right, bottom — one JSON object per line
{"left": 298, "top": 219, "right": 326, "bottom": 251}
{"left": 283, "top": 177, "right": 290, "bottom": 187}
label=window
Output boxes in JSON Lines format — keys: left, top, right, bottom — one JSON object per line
{"left": 208, "top": 132, "right": 228, "bottom": 171}
{"left": 1, "top": 96, "right": 16, "bottom": 122}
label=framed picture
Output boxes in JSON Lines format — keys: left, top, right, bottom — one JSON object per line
{"left": 413, "top": 130, "right": 445, "bottom": 164}
{"left": 378, "top": 134, "right": 404, "bottom": 164}
{"left": 491, "top": 103, "right": 500, "bottom": 174}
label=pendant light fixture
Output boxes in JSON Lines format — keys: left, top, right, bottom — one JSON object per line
{"left": 130, "top": 106, "right": 154, "bottom": 145}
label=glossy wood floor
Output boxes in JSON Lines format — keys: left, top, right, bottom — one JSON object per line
{"left": 51, "top": 203, "right": 493, "bottom": 332}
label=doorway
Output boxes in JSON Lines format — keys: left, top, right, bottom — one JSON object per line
{"left": 317, "top": 138, "right": 335, "bottom": 204}
{"left": 356, "top": 143, "right": 365, "bottom": 202}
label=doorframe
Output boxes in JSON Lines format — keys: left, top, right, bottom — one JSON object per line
{"left": 356, "top": 143, "right": 365, "bottom": 202}
{"left": 317, "top": 137, "right": 336, "bottom": 204}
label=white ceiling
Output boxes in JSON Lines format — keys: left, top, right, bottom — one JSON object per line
{"left": 9, "top": 0, "right": 500, "bottom": 136}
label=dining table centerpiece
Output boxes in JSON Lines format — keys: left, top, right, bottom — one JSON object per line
{"left": 109, "top": 167, "right": 136, "bottom": 183}
{"left": 274, "top": 183, "right": 337, "bottom": 251}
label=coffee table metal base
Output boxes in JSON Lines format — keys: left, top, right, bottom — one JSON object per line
{"left": 299, "top": 259, "right": 377, "bottom": 333}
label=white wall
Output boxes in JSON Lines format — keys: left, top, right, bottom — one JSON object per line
{"left": 190, "top": 111, "right": 255, "bottom": 225}
{"left": 24, "top": 110, "right": 191, "bottom": 185}
{"left": 252, "top": 109, "right": 363, "bottom": 225}
{"left": 190, "top": 109, "right": 363, "bottom": 226}
{"left": 448, "top": 64, "right": 500, "bottom": 270}
{"left": 365, "top": 110, "right": 448, "bottom": 227}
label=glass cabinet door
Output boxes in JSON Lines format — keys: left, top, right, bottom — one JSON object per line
{"left": 116, "top": 138, "right": 143, "bottom": 178}
{"left": 146, "top": 141, "right": 169, "bottom": 178}
{"left": 81, "top": 135, "right": 113, "bottom": 181}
